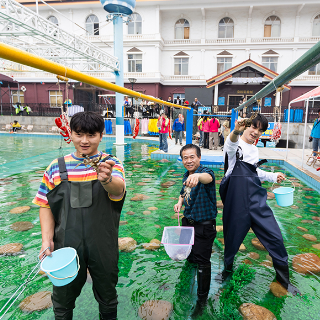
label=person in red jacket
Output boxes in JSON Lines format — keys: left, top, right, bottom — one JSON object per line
{"left": 157, "top": 111, "right": 170, "bottom": 153}
{"left": 208, "top": 117, "right": 220, "bottom": 150}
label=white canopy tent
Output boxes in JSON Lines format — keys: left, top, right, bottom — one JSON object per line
{"left": 285, "top": 86, "right": 320, "bottom": 168}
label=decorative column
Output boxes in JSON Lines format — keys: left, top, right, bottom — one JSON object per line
{"left": 214, "top": 84, "right": 219, "bottom": 106}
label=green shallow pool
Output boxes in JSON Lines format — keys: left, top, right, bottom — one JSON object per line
{"left": 0, "top": 134, "right": 319, "bottom": 320}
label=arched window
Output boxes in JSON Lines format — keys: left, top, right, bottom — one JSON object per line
{"left": 312, "top": 14, "right": 320, "bottom": 36}
{"left": 86, "top": 15, "right": 99, "bottom": 36}
{"left": 264, "top": 16, "right": 281, "bottom": 37}
{"left": 175, "top": 19, "right": 190, "bottom": 39}
{"left": 218, "top": 17, "right": 234, "bottom": 38}
{"left": 48, "top": 16, "right": 58, "bottom": 26}
{"left": 128, "top": 13, "right": 142, "bottom": 34}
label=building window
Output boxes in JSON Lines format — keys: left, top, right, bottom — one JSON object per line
{"left": 48, "top": 16, "right": 58, "bottom": 26}
{"left": 217, "top": 57, "right": 232, "bottom": 74}
{"left": 11, "top": 91, "right": 24, "bottom": 104}
{"left": 128, "top": 13, "right": 142, "bottom": 34}
{"left": 175, "top": 19, "right": 190, "bottom": 39}
{"left": 262, "top": 57, "right": 278, "bottom": 72}
{"left": 218, "top": 17, "right": 234, "bottom": 38}
{"left": 264, "top": 16, "right": 281, "bottom": 37}
{"left": 86, "top": 15, "right": 99, "bottom": 36}
{"left": 309, "top": 62, "right": 320, "bottom": 75}
{"left": 174, "top": 57, "right": 189, "bottom": 75}
{"left": 128, "top": 54, "right": 142, "bottom": 72}
{"left": 49, "top": 90, "right": 63, "bottom": 108}
{"left": 312, "top": 14, "right": 320, "bottom": 36}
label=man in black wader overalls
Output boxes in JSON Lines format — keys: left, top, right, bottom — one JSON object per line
{"left": 34, "top": 112, "right": 126, "bottom": 319}
{"left": 217, "top": 113, "right": 300, "bottom": 295}
{"left": 174, "top": 144, "right": 217, "bottom": 318}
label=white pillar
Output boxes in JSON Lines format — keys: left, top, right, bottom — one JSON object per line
{"left": 201, "top": 49, "right": 205, "bottom": 78}
{"left": 155, "top": 5, "right": 160, "bottom": 37}
{"left": 275, "top": 91, "right": 280, "bottom": 107}
{"left": 246, "top": 6, "right": 253, "bottom": 41}
{"left": 201, "top": 8, "right": 206, "bottom": 43}
{"left": 214, "top": 84, "right": 219, "bottom": 106}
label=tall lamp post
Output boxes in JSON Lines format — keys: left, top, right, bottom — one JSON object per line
{"left": 128, "top": 77, "right": 137, "bottom": 109}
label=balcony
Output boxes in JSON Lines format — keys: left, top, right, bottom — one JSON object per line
{"left": 251, "top": 37, "right": 294, "bottom": 43}
{"left": 299, "top": 36, "right": 320, "bottom": 42}
{"left": 206, "top": 38, "right": 245, "bottom": 44}
{"left": 162, "top": 75, "right": 201, "bottom": 80}
{"left": 164, "top": 39, "right": 201, "bottom": 45}
{"left": 124, "top": 72, "right": 156, "bottom": 78}
{"left": 294, "top": 75, "right": 320, "bottom": 81}
{"left": 124, "top": 34, "right": 157, "bottom": 40}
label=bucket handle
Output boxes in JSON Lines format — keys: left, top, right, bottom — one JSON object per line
{"left": 271, "top": 178, "right": 295, "bottom": 192}
{"left": 46, "top": 254, "right": 80, "bottom": 280}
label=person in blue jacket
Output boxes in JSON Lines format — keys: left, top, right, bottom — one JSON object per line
{"left": 309, "top": 109, "right": 320, "bottom": 156}
{"left": 172, "top": 114, "right": 185, "bottom": 145}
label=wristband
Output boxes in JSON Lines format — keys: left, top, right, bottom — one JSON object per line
{"left": 101, "top": 176, "right": 112, "bottom": 185}
{"left": 233, "top": 130, "right": 242, "bottom": 135}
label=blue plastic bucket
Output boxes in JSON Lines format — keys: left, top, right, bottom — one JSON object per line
{"left": 40, "top": 247, "right": 79, "bottom": 287}
{"left": 273, "top": 187, "right": 294, "bottom": 207}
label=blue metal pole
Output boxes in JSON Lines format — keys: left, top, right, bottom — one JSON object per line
{"left": 230, "top": 108, "right": 238, "bottom": 131}
{"left": 114, "top": 15, "right": 125, "bottom": 145}
{"left": 186, "top": 107, "right": 194, "bottom": 144}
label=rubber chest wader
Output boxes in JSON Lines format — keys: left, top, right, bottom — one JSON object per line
{"left": 219, "top": 159, "right": 288, "bottom": 271}
{"left": 47, "top": 157, "right": 125, "bottom": 320}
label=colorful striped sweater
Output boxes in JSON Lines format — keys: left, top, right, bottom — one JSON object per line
{"left": 33, "top": 152, "right": 125, "bottom": 208}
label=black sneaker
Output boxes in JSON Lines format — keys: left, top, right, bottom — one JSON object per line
{"left": 215, "top": 269, "right": 233, "bottom": 284}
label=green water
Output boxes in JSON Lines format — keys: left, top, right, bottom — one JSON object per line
{"left": 0, "top": 134, "right": 320, "bottom": 319}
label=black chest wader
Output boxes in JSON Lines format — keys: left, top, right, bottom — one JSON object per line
{"left": 219, "top": 158, "right": 298, "bottom": 292}
{"left": 47, "top": 157, "right": 125, "bottom": 320}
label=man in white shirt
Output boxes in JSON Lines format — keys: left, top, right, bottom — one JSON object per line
{"left": 218, "top": 113, "right": 300, "bottom": 295}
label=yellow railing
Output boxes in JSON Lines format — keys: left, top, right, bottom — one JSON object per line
{"left": 0, "top": 42, "right": 189, "bottom": 110}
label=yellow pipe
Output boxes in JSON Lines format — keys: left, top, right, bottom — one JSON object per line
{"left": 0, "top": 42, "right": 190, "bottom": 110}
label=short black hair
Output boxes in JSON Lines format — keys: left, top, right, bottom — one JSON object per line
{"left": 70, "top": 111, "right": 105, "bottom": 134}
{"left": 180, "top": 144, "right": 201, "bottom": 158}
{"left": 251, "top": 113, "right": 268, "bottom": 132}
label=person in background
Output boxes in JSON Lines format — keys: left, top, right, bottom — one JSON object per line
{"left": 24, "top": 105, "right": 32, "bottom": 115}
{"left": 202, "top": 115, "right": 210, "bottom": 149}
{"left": 217, "top": 113, "right": 300, "bottom": 296}
{"left": 11, "top": 120, "right": 22, "bottom": 132}
{"left": 174, "top": 96, "right": 181, "bottom": 106}
{"left": 140, "top": 100, "right": 148, "bottom": 118}
{"left": 208, "top": 116, "right": 220, "bottom": 150}
{"left": 147, "top": 100, "right": 155, "bottom": 118}
{"left": 157, "top": 110, "right": 170, "bottom": 153}
{"left": 222, "top": 119, "right": 231, "bottom": 141}
{"left": 192, "top": 98, "right": 202, "bottom": 111}
{"left": 172, "top": 113, "right": 185, "bottom": 146}
{"left": 33, "top": 112, "right": 126, "bottom": 320}
{"left": 174, "top": 144, "right": 217, "bottom": 317}
{"left": 309, "top": 108, "right": 320, "bottom": 156}
{"left": 123, "top": 96, "right": 132, "bottom": 117}
{"left": 197, "top": 116, "right": 205, "bottom": 148}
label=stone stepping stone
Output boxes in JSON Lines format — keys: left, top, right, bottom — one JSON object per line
{"left": 267, "top": 192, "right": 275, "bottom": 200}
{"left": 0, "top": 243, "right": 23, "bottom": 255}
{"left": 19, "top": 291, "right": 52, "bottom": 312}
{"left": 126, "top": 211, "right": 135, "bottom": 215}
{"left": 128, "top": 161, "right": 139, "bottom": 164}
{"left": 148, "top": 207, "right": 158, "bottom": 211}
{"left": 160, "top": 181, "right": 176, "bottom": 188}
{"left": 308, "top": 203, "right": 317, "bottom": 206}
{"left": 239, "top": 244, "right": 246, "bottom": 251}
{"left": 137, "top": 182, "right": 147, "bottom": 186}
{"left": 158, "top": 159, "right": 169, "bottom": 163}
{"left": 217, "top": 201, "right": 223, "bottom": 208}
{"left": 143, "top": 211, "right": 152, "bottom": 215}
{"left": 148, "top": 169, "right": 155, "bottom": 172}
{"left": 310, "top": 209, "right": 318, "bottom": 214}
{"left": 216, "top": 225, "right": 223, "bottom": 232}
{"left": 270, "top": 282, "right": 288, "bottom": 297}
{"left": 303, "top": 187, "right": 314, "bottom": 191}
{"left": 11, "top": 221, "right": 34, "bottom": 231}
{"left": 142, "top": 178, "right": 152, "bottom": 182}
{"left": 239, "top": 303, "right": 276, "bottom": 320}
{"left": 305, "top": 196, "right": 314, "bottom": 199}
{"left": 172, "top": 174, "right": 182, "bottom": 176}
{"left": 291, "top": 205, "right": 299, "bottom": 209}
{"left": 260, "top": 260, "right": 273, "bottom": 268}
{"left": 4, "top": 202, "right": 17, "bottom": 206}
{"left": 16, "top": 197, "right": 28, "bottom": 201}
{"left": 9, "top": 206, "right": 30, "bottom": 214}
{"left": 128, "top": 188, "right": 135, "bottom": 190}
{"left": 168, "top": 170, "right": 175, "bottom": 172}
{"left": 119, "top": 221, "right": 128, "bottom": 226}
{"left": 0, "top": 177, "right": 13, "bottom": 181}
{"left": 118, "top": 237, "right": 137, "bottom": 252}
{"left": 143, "top": 239, "right": 161, "bottom": 250}
{"left": 292, "top": 182, "right": 303, "bottom": 187}
{"left": 297, "top": 226, "right": 308, "bottom": 232}
{"left": 133, "top": 164, "right": 143, "bottom": 168}
{"left": 130, "top": 194, "right": 150, "bottom": 201}
{"left": 171, "top": 213, "right": 183, "bottom": 219}
{"left": 301, "top": 220, "right": 314, "bottom": 224}
{"left": 251, "top": 238, "right": 267, "bottom": 251}
{"left": 248, "top": 252, "right": 260, "bottom": 260}
{"left": 312, "top": 244, "right": 320, "bottom": 250}
{"left": 266, "top": 254, "right": 273, "bottom": 262}
{"left": 217, "top": 238, "right": 225, "bottom": 245}
{"left": 216, "top": 179, "right": 222, "bottom": 184}
{"left": 302, "top": 234, "right": 317, "bottom": 241}
{"left": 35, "top": 170, "right": 45, "bottom": 174}
{"left": 248, "top": 228, "right": 254, "bottom": 233}
{"left": 154, "top": 225, "right": 161, "bottom": 229}
{"left": 297, "top": 200, "right": 303, "bottom": 203}
{"left": 312, "top": 216, "right": 320, "bottom": 221}
{"left": 138, "top": 300, "right": 173, "bottom": 320}
{"left": 293, "top": 253, "right": 320, "bottom": 274}
{"left": 242, "top": 259, "right": 252, "bottom": 265}
{"left": 294, "top": 214, "right": 302, "bottom": 218}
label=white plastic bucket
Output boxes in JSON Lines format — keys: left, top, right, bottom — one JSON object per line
{"left": 161, "top": 226, "right": 194, "bottom": 261}
{"left": 40, "top": 247, "right": 80, "bottom": 287}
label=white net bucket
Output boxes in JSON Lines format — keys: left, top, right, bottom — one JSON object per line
{"left": 161, "top": 226, "right": 194, "bottom": 261}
